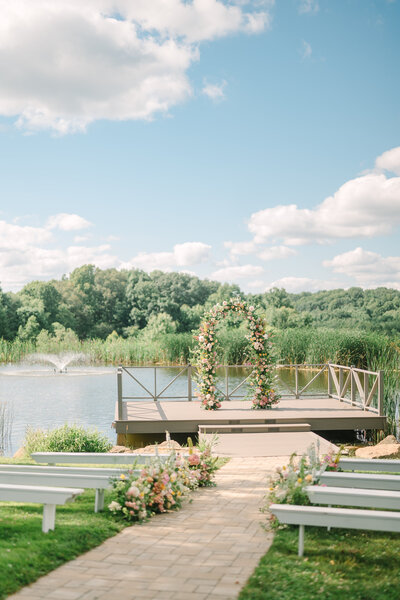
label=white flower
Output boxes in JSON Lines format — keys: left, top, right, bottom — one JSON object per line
{"left": 108, "top": 501, "right": 122, "bottom": 512}
{"left": 127, "top": 485, "right": 140, "bottom": 497}
{"left": 198, "top": 335, "right": 205, "bottom": 343}
{"left": 249, "top": 306, "right": 255, "bottom": 311}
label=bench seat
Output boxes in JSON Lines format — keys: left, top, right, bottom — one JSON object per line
{"left": 269, "top": 503, "right": 400, "bottom": 556}
{"left": 0, "top": 483, "right": 83, "bottom": 532}
{"left": 31, "top": 451, "right": 187, "bottom": 465}
{"left": 319, "top": 471, "right": 400, "bottom": 491}
{"left": 306, "top": 485, "right": 400, "bottom": 510}
{"left": 339, "top": 458, "right": 400, "bottom": 473}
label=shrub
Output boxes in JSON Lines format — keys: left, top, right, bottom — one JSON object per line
{"left": 24, "top": 424, "right": 112, "bottom": 455}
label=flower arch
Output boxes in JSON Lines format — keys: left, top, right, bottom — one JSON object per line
{"left": 193, "top": 297, "right": 279, "bottom": 410}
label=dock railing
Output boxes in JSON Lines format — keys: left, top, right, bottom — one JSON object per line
{"left": 117, "top": 363, "right": 384, "bottom": 419}
{"left": 276, "top": 363, "right": 383, "bottom": 415}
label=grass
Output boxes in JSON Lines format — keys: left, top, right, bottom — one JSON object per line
{"left": 239, "top": 526, "right": 400, "bottom": 600}
{"left": 0, "top": 487, "right": 127, "bottom": 599}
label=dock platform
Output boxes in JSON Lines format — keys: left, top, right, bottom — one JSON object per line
{"left": 113, "top": 396, "right": 386, "bottom": 442}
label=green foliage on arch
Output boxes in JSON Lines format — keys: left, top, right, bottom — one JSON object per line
{"left": 193, "top": 297, "right": 279, "bottom": 410}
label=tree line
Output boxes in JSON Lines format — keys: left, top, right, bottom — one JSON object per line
{"left": 1, "top": 265, "right": 400, "bottom": 344}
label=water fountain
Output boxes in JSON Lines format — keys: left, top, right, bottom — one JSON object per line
{"left": 26, "top": 352, "right": 88, "bottom": 373}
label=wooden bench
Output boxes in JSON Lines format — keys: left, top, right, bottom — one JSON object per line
{"left": 0, "top": 483, "right": 83, "bottom": 533}
{"left": 31, "top": 451, "right": 186, "bottom": 465}
{"left": 306, "top": 485, "right": 400, "bottom": 510}
{"left": 269, "top": 503, "right": 400, "bottom": 556}
{"left": 339, "top": 458, "right": 400, "bottom": 473}
{"left": 319, "top": 471, "right": 400, "bottom": 491}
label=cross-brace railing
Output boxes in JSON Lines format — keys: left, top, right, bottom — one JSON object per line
{"left": 117, "top": 362, "right": 384, "bottom": 420}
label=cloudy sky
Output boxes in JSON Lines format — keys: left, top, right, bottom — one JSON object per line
{"left": 0, "top": 0, "right": 399, "bottom": 292}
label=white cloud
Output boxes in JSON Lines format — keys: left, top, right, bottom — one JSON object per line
{"left": 375, "top": 146, "right": 400, "bottom": 175}
{"left": 173, "top": 242, "right": 211, "bottom": 265}
{"left": 73, "top": 234, "right": 92, "bottom": 243}
{"left": 47, "top": 213, "right": 92, "bottom": 231}
{"left": 202, "top": 80, "right": 227, "bottom": 102}
{"left": 266, "top": 276, "right": 340, "bottom": 293}
{"left": 258, "top": 245, "right": 297, "bottom": 261}
{"left": 0, "top": 243, "right": 118, "bottom": 291}
{"left": 0, "top": 1, "right": 271, "bottom": 133}
{"left": 211, "top": 264, "right": 263, "bottom": 282}
{"left": 0, "top": 220, "right": 53, "bottom": 249}
{"left": 224, "top": 240, "right": 257, "bottom": 257}
{"left": 249, "top": 172, "right": 400, "bottom": 245}
{"left": 247, "top": 279, "right": 265, "bottom": 290}
{"left": 324, "top": 247, "right": 400, "bottom": 289}
{"left": 300, "top": 40, "right": 312, "bottom": 60}
{"left": 124, "top": 241, "right": 211, "bottom": 272}
{"left": 298, "top": 0, "right": 319, "bottom": 14}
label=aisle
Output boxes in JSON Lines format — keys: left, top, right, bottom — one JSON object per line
{"left": 8, "top": 457, "right": 287, "bottom": 600}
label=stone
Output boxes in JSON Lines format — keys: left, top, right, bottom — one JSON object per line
{"left": 377, "top": 435, "right": 398, "bottom": 445}
{"left": 13, "top": 447, "right": 27, "bottom": 459}
{"left": 355, "top": 442, "right": 400, "bottom": 459}
{"left": 109, "top": 445, "right": 135, "bottom": 454}
{"left": 110, "top": 440, "right": 186, "bottom": 456}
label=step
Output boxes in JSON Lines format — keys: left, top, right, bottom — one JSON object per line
{"left": 198, "top": 423, "right": 311, "bottom": 434}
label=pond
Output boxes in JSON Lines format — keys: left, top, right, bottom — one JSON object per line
{"left": 0, "top": 364, "right": 329, "bottom": 457}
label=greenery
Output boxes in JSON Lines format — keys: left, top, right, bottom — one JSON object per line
{"left": 0, "top": 480, "right": 126, "bottom": 600}
{"left": 23, "top": 424, "right": 112, "bottom": 455}
{"left": 239, "top": 526, "right": 400, "bottom": 600}
{"left": 264, "top": 446, "right": 341, "bottom": 527}
{"left": 0, "top": 266, "right": 398, "bottom": 434}
{"left": 1, "top": 266, "right": 400, "bottom": 347}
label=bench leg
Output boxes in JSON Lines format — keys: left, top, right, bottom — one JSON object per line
{"left": 95, "top": 489, "right": 105, "bottom": 513}
{"left": 43, "top": 504, "right": 56, "bottom": 533}
{"left": 298, "top": 524, "right": 305, "bottom": 557}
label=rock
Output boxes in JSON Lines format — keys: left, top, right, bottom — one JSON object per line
{"left": 13, "top": 447, "right": 27, "bottom": 459}
{"left": 110, "top": 440, "right": 186, "bottom": 455}
{"left": 109, "top": 445, "right": 136, "bottom": 454}
{"left": 377, "top": 435, "right": 398, "bottom": 445}
{"left": 355, "top": 443, "right": 400, "bottom": 459}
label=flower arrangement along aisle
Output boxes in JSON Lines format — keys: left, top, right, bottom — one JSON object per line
{"left": 192, "top": 297, "right": 279, "bottom": 410}
{"left": 263, "top": 444, "right": 342, "bottom": 529}
{"left": 108, "top": 443, "right": 220, "bottom": 522}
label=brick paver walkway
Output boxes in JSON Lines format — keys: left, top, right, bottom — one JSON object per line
{"left": 8, "top": 456, "right": 289, "bottom": 600}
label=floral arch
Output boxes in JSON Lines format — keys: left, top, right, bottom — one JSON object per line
{"left": 193, "top": 297, "right": 279, "bottom": 410}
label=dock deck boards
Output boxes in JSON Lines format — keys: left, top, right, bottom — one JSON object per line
{"left": 113, "top": 396, "right": 385, "bottom": 435}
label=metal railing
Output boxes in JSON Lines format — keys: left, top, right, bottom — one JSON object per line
{"left": 116, "top": 362, "right": 384, "bottom": 419}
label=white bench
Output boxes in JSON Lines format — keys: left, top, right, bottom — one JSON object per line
{"left": 31, "top": 451, "right": 186, "bottom": 465}
{"left": 0, "top": 464, "right": 138, "bottom": 510}
{"left": 319, "top": 471, "right": 400, "bottom": 491}
{"left": 0, "top": 483, "right": 83, "bottom": 533}
{"left": 339, "top": 458, "right": 400, "bottom": 473}
{"left": 269, "top": 503, "right": 400, "bottom": 556}
{"left": 306, "top": 485, "right": 400, "bottom": 510}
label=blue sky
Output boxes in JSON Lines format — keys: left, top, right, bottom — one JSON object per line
{"left": 0, "top": 0, "right": 399, "bottom": 292}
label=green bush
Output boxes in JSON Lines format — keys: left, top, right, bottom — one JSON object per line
{"left": 24, "top": 424, "right": 112, "bottom": 455}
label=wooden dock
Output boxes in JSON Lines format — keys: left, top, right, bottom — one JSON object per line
{"left": 113, "top": 397, "right": 386, "bottom": 447}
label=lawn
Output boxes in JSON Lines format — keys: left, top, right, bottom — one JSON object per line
{"left": 239, "top": 525, "right": 400, "bottom": 600}
{"left": 0, "top": 487, "right": 127, "bottom": 599}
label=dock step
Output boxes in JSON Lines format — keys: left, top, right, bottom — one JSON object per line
{"left": 198, "top": 423, "right": 311, "bottom": 434}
